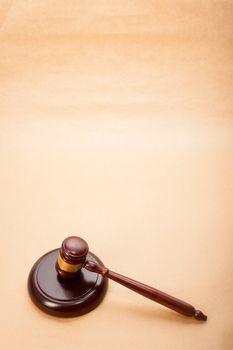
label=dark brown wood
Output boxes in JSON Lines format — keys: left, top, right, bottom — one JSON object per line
{"left": 56, "top": 236, "right": 89, "bottom": 278}
{"left": 28, "top": 249, "right": 108, "bottom": 317}
{"left": 28, "top": 236, "right": 207, "bottom": 321}
{"left": 60, "top": 236, "right": 89, "bottom": 264}
{"left": 84, "top": 260, "right": 207, "bottom": 321}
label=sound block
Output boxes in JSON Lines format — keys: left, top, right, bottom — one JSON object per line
{"left": 28, "top": 248, "right": 108, "bottom": 317}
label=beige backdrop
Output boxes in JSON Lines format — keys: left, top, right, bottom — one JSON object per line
{"left": 0, "top": 1, "right": 232, "bottom": 349}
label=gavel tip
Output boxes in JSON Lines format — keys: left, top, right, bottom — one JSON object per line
{"left": 194, "top": 310, "right": 207, "bottom": 321}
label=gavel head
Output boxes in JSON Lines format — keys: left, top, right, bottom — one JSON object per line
{"left": 56, "top": 236, "right": 89, "bottom": 278}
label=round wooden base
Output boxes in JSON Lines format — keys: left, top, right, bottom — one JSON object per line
{"left": 28, "top": 249, "right": 108, "bottom": 317}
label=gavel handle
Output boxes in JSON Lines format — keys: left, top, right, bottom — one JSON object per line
{"left": 84, "top": 260, "right": 207, "bottom": 321}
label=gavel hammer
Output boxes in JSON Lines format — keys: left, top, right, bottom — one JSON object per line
{"left": 55, "top": 236, "right": 207, "bottom": 321}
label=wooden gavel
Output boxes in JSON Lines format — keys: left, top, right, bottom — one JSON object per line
{"left": 56, "top": 236, "right": 207, "bottom": 321}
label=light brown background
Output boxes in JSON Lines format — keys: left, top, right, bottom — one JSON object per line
{"left": 0, "top": 1, "right": 232, "bottom": 349}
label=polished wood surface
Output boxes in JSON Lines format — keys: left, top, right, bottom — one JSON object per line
{"left": 56, "top": 236, "right": 89, "bottom": 278}
{"left": 84, "top": 259, "right": 207, "bottom": 320}
{"left": 55, "top": 236, "right": 207, "bottom": 320}
{"left": 0, "top": 1, "right": 232, "bottom": 350}
{"left": 61, "top": 236, "right": 89, "bottom": 263}
{"left": 28, "top": 249, "right": 108, "bottom": 317}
